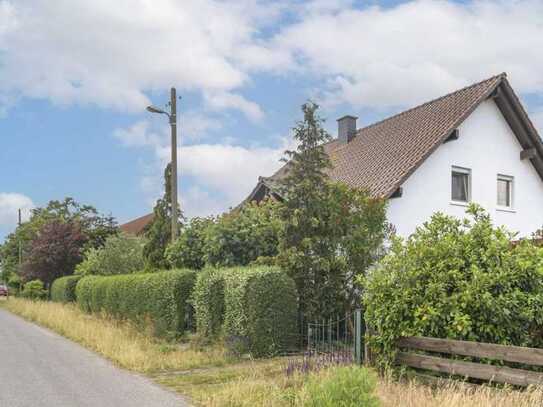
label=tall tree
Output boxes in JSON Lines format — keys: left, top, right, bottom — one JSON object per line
{"left": 278, "top": 101, "right": 335, "bottom": 320}
{"left": 21, "top": 220, "right": 87, "bottom": 286}
{"left": 143, "top": 163, "right": 182, "bottom": 269}
{"left": 278, "top": 102, "right": 389, "bottom": 321}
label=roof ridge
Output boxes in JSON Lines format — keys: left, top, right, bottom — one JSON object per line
{"left": 355, "top": 73, "right": 506, "bottom": 135}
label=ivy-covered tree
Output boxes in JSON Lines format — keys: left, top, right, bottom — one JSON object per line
{"left": 21, "top": 220, "right": 87, "bottom": 286}
{"left": 143, "top": 163, "right": 182, "bottom": 269}
{"left": 278, "top": 102, "right": 388, "bottom": 321}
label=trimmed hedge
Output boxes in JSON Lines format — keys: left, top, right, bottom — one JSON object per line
{"left": 51, "top": 275, "right": 82, "bottom": 303}
{"left": 191, "top": 268, "right": 225, "bottom": 338}
{"left": 76, "top": 269, "right": 196, "bottom": 338}
{"left": 192, "top": 266, "right": 298, "bottom": 357}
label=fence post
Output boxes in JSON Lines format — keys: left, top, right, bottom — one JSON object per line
{"left": 355, "top": 308, "right": 362, "bottom": 365}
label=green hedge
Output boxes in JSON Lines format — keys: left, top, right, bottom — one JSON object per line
{"left": 51, "top": 275, "right": 82, "bottom": 303}
{"left": 76, "top": 269, "right": 196, "bottom": 338}
{"left": 193, "top": 266, "right": 297, "bottom": 357}
{"left": 191, "top": 268, "right": 225, "bottom": 338}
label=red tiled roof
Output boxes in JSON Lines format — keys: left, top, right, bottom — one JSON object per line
{"left": 119, "top": 213, "right": 154, "bottom": 236}
{"left": 261, "top": 73, "right": 541, "bottom": 199}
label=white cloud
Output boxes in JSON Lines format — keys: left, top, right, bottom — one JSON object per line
{"left": 113, "top": 121, "right": 167, "bottom": 148}
{"left": 271, "top": 0, "right": 543, "bottom": 109}
{"left": 114, "top": 121, "right": 291, "bottom": 217}
{"left": 2, "top": 0, "right": 543, "bottom": 117}
{"left": 204, "top": 92, "right": 264, "bottom": 122}
{"left": 0, "top": 0, "right": 284, "bottom": 118}
{"left": 0, "top": 193, "right": 34, "bottom": 227}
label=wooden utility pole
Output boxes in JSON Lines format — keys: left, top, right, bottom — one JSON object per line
{"left": 18, "top": 209, "right": 22, "bottom": 268}
{"left": 169, "top": 87, "right": 178, "bottom": 242}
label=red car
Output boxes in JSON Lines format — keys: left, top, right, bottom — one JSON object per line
{"left": 0, "top": 284, "right": 8, "bottom": 297}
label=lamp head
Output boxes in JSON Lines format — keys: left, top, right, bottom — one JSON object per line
{"left": 146, "top": 105, "right": 168, "bottom": 115}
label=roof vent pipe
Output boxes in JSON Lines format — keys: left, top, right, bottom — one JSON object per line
{"left": 337, "top": 115, "right": 358, "bottom": 143}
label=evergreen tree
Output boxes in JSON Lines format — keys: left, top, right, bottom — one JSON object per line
{"left": 278, "top": 101, "right": 336, "bottom": 320}
{"left": 143, "top": 163, "right": 182, "bottom": 269}
{"left": 278, "top": 102, "right": 389, "bottom": 321}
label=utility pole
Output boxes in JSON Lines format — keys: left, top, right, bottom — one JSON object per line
{"left": 18, "top": 209, "right": 22, "bottom": 268}
{"left": 146, "top": 88, "right": 179, "bottom": 242}
{"left": 169, "top": 87, "right": 178, "bottom": 242}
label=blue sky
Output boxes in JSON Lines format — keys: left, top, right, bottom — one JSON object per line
{"left": 1, "top": 0, "right": 543, "bottom": 241}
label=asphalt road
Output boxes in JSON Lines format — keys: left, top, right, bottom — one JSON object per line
{"left": 0, "top": 308, "right": 188, "bottom": 407}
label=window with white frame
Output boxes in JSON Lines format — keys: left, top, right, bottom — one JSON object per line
{"left": 497, "top": 175, "right": 514, "bottom": 208}
{"left": 451, "top": 166, "right": 471, "bottom": 203}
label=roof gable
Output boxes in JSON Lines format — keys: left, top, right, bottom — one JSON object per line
{"left": 247, "top": 73, "right": 543, "bottom": 203}
{"left": 328, "top": 73, "right": 506, "bottom": 197}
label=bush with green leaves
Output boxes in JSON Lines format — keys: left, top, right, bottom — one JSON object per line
{"left": 166, "top": 217, "right": 214, "bottom": 270}
{"left": 75, "top": 233, "right": 145, "bottom": 276}
{"left": 76, "top": 269, "right": 196, "bottom": 338}
{"left": 363, "top": 204, "right": 543, "bottom": 368}
{"left": 220, "top": 266, "right": 298, "bottom": 357}
{"left": 191, "top": 268, "right": 225, "bottom": 339}
{"left": 204, "top": 200, "right": 282, "bottom": 268}
{"left": 51, "top": 275, "right": 82, "bottom": 302}
{"left": 300, "top": 366, "right": 379, "bottom": 407}
{"left": 21, "top": 280, "right": 48, "bottom": 300}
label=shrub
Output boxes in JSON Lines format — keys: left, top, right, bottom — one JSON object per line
{"left": 363, "top": 205, "right": 543, "bottom": 368}
{"left": 191, "top": 268, "right": 225, "bottom": 339}
{"left": 300, "top": 366, "right": 380, "bottom": 407}
{"left": 222, "top": 266, "right": 298, "bottom": 357}
{"left": 76, "top": 269, "right": 196, "bottom": 338}
{"left": 166, "top": 217, "right": 214, "bottom": 270}
{"left": 51, "top": 275, "right": 81, "bottom": 302}
{"left": 76, "top": 233, "right": 145, "bottom": 276}
{"left": 203, "top": 200, "right": 281, "bottom": 268}
{"left": 21, "top": 280, "right": 48, "bottom": 300}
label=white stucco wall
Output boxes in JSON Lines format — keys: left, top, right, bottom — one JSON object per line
{"left": 387, "top": 99, "right": 543, "bottom": 238}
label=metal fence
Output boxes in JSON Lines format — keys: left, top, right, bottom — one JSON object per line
{"left": 305, "top": 309, "right": 363, "bottom": 365}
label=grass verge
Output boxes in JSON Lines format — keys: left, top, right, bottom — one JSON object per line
{"left": 2, "top": 297, "right": 226, "bottom": 372}
{"left": 3, "top": 298, "right": 543, "bottom": 406}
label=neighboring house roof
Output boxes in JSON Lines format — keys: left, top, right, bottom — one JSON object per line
{"left": 119, "top": 213, "right": 154, "bottom": 236}
{"left": 246, "top": 73, "right": 543, "bottom": 202}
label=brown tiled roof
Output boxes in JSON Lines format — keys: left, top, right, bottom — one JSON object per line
{"left": 119, "top": 213, "right": 154, "bottom": 236}
{"left": 263, "top": 73, "right": 524, "bottom": 198}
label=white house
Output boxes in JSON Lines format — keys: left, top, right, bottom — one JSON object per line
{"left": 245, "top": 73, "right": 543, "bottom": 238}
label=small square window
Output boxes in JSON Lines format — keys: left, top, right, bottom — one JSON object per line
{"left": 451, "top": 167, "right": 471, "bottom": 203}
{"left": 497, "top": 175, "right": 514, "bottom": 208}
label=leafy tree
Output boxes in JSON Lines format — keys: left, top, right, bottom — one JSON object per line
{"left": 278, "top": 102, "right": 388, "bottom": 321}
{"left": 165, "top": 216, "right": 214, "bottom": 270}
{"left": 144, "top": 164, "right": 182, "bottom": 269}
{"left": 204, "top": 199, "right": 282, "bottom": 268}
{"left": 76, "top": 233, "right": 145, "bottom": 276}
{"left": 0, "top": 198, "right": 117, "bottom": 282}
{"left": 363, "top": 204, "right": 543, "bottom": 368}
{"left": 21, "top": 220, "right": 87, "bottom": 286}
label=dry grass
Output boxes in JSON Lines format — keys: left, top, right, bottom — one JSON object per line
{"left": 154, "top": 358, "right": 304, "bottom": 407}
{"left": 4, "top": 298, "right": 543, "bottom": 406}
{"left": 3, "top": 298, "right": 227, "bottom": 373}
{"left": 378, "top": 379, "right": 543, "bottom": 407}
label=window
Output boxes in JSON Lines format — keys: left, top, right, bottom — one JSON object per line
{"left": 497, "top": 175, "right": 514, "bottom": 208}
{"left": 451, "top": 167, "right": 471, "bottom": 203}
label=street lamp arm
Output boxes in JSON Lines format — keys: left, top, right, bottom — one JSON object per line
{"left": 146, "top": 105, "right": 170, "bottom": 117}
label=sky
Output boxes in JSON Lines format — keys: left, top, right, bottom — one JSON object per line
{"left": 1, "top": 0, "right": 543, "bottom": 241}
